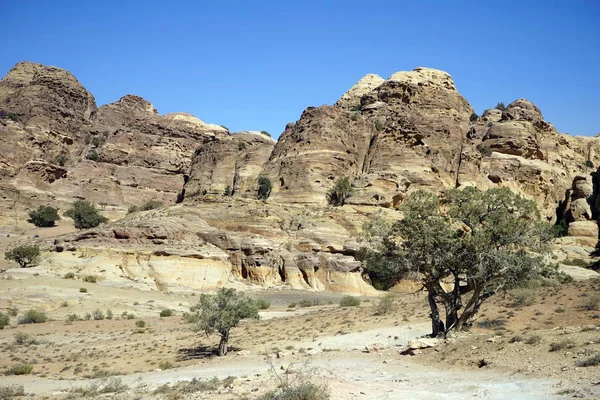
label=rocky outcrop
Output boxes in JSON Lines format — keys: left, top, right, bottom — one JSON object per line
{"left": 335, "top": 74, "right": 384, "bottom": 109}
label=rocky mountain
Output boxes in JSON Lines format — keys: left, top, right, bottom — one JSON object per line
{"left": 1, "top": 62, "right": 598, "bottom": 294}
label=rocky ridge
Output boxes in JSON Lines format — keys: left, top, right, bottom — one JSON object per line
{"left": 1, "top": 62, "right": 598, "bottom": 294}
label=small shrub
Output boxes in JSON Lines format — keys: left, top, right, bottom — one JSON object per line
{"left": 339, "top": 296, "right": 361, "bottom": 307}
{"left": 182, "top": 312, "right": 199, "bottom": 323}
{"left": 66, "top": 314, "right": 80, "bottom": 322}
{"left": 86, "top": 150, "right": 99, "bottom": 161}
{"left": 255, "top": 299, "right": 271, "bottom": 310}
{"left": 13, "top": 332, "right": 37, "bottom": 346}
{"left": 476, "top": 143, "right": 492, "bottom": 157}
{"left": 583, "top": 295, "right": 600, "bottom": 311}
{"left": 0, "top": 313, "right": 9, "bottom": 330}
{"left": 549, "top": 339, "right": 575, "bottom": 352}
{"left": 83, "top": 275, "right": 97, "bottom": 283}
{"left": 260, "top": 130, "right": 271, "bottom": 137}
{"left": 585, "top": 160, "right": 595, "bottom": 169}
{"left": 263, "top": 382, "right": 330, "bottom": 400}
{"left": 509, "top": 288, "right": 536, "bottom": 307}
{"left": 562, "top": 258, "right": 593, "bottom": 268}
{"left": 4, "top": 245, "right": 40, "bottom": 268}
{"left": 84, "top": 313, "right": 92, "bottom": 320}
{"left": 7, "top": 307, "right": 18, "bottom": 317}
{"left": 18, "top": 309, "right": 47, "bottom": 324}
{"left": 55, "top": 153, "right": 68, "bottom": 166}
{"left": 525, "top": 335, "right": 541, "bottom": 345}
{"left": 288, "top": 303, "right": 297, "bottom": 309}
{"left": 327, "top": 177, "right": 354, "bottom": 206}
{"left": 351, "top": 104, "right": 362, "bottom": 111}
{"left": 238, "top": 141, "right": 246, "bottom": 151}
{"left": 257, "top": 176, "right": 273, "bottom": 200}
{"left": 28, "top": 205, "right": 59, "bottom": 227}
{"left": 476, "top": 318, "right": 505, "bottom": 329}
{"left": 159, "top": 360, "right": 174, "bottom": 370}
{"left": 496, "top": 102, "right": 506, "bottom": 111}
{"left": 224, "top": 185, "right": 233, "bottom": 196}
{"left": 469, "top": 112, "right": 479, "bottom": 122}
{"left": 576, "top": 354, "right": 600, "bottom": 367}
{"left": 159, "top": 309, "right": 173, "bottom": 317}
{"left": 104, "top": 309, "right": 112, "bottom": 320}
{"left": 5, "top": 363, "right": 33, "bottom": 375}
{"left": 0, "top": 384, "right": 25, "bottom": 398}
{"left": 93, "top": 309, "right": 104, "bottom": 320}
{"left": 374, "top": 293, "right": 395, "bottom": 315}
{"left": 6, "top": 112, "right": 19, "bottom": 122}
{"left": 79, "top": 287, "right": 88, "bottom": 293}
{"left": 135, "top": 319, "right": 146, "bottom": 328}
{"left": 64, "top": 272, "right": 75, "bottom": 279}
{"left": 373, "top": 119, "right": 384, "bottom": 131}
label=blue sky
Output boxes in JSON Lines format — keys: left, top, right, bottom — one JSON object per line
{"left": 2, "top": 1, "right": 598, "bottom": 138}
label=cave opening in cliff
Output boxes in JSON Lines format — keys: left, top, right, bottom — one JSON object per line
{"left": 241, "top": 264, "right": 248, "bottom": 279}
{"left": 278, "top": 265, "right": 285, "bottom": 282}
{"left": 299, "top": 268, "right": 310, "bottom": 286}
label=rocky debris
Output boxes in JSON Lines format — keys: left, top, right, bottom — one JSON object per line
{"left": 399, "top": 337, "right": 439, "bottom": 355}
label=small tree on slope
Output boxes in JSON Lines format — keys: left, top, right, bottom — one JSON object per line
{"left": 193, "top": 288, "right": 259, "bottom": 356}
{"left": 359, "top": 187, "right": 553, "bottom": 337}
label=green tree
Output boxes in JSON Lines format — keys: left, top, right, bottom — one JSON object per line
{"left": 496, "top": 102, "right": 506, "bottom": 111}
{"left": 28, "top": 205, "right": 59, "bottom": 227}
{"left": 192, "top": 288, "right": 259, "bottom": 356}
{"left": 224, "top": 185, "right": 233, "bottom": 196}
{"left": 5, "top": 245, "right": 40, "bottom": 268}
{"left": 257, "top": 176, "right": 273, "bottom": 200}
{"left": 359, "top": 188, "right": 552, "bottom": 337}
{"left": 55, "top": 153, "right": 68, "bottom": 166}
{"left": 327, "top": 177, "right": 354, "bottom": 206}
{"left": 64, "top": 200, "right": 108, "bottom": 230}
{"left": 469, "top": 112, "right": 479, "bottom": 122}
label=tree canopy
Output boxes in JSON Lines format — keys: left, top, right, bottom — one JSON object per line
{"left": 28, "top": 205, "right": 59, "bottom": 227}
{"left": 327, "top": 177, "right": 354, "bottom": 206}
{"left": 64, "top": 200, "right": 107, "bottom": 230}
{"left": 5, "top": 245, "right": 40, "bottom": 268}
{"left": 359, "top": 187, "right": 556, "bottom": 337}
{"left": 193, "top": 288, "right": 259, "bottom": 356}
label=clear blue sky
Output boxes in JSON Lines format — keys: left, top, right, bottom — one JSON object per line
{"left": 2, "top": 1, "right": 598, "bottom": 138}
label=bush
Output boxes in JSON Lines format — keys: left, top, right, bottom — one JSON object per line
{"left": 55, "top": 153, "right": 68, "bottom": 166}
{"left": 0, "top": 312, "right": 9, "bottom": 330}
{"left": 583, "top": 295, "right": 600, "bottom": 311}
{"left": 224, "top": 185, "right": 233, "bottom": 196}
{"left": 4, "top": 244, "right": 40, "bottom": 268}
{"left": 263, "top": 382, "right": 330, "bottom": 400}
{"left": 83, "top": 275, "right": 97, "bottom": 283}
{"left": 260, "top": 130, "right": 271, "bottom": 137}
{"left": 127, "top": 199, "right": 163, "bottom": 214}
{"left": 327, "top": 177, "right": 354, "bottom": 206}
{"left": 106, "top": 309, "right": 113, "bottom": 320}
{"left": 159, "top": 360, "right": 175, "bottom": 370}
{"left": 159, "top": 309, "right": 173, "bottom": 317}
{"left": 476, "top": 143, "right": 492, "bottom": 157}
{"left": 86, "top": 150, "right": 99, "bottom": 161}
{"left": 0, "top": 384, "right": 25, "bottom": 398}
{"left": 5, "top": 364, "right": 33, "bottom": 376}
{"left": 374, "top": 119, "right": 384, "bottom": 131}
{"left": 18, "top": 309, "right": 47, "bottom": 324}
{"left": 509, "top": 288, "right": 536, "bottom": 307}
{"left": 64, "top": 200, "right": 108, "bottom": 229}
{"left": 79, "top": 287, "right": 88, "bottom": 293}
{"left": 549, "top": 339, "right": 575, "bottom": 352}
{"left": 255, "top": 298, "right": 271, "bottom": 310}
{"left": 374, "top": 293, "right": 395, "bottom": 315}
{"left": 469, "top": 112, "right": 479, "bottom": 122}
{"left": 13, "top": 332, "right": 36, "bottom": 345}
{"left": 339, "top": 296, "right": 361, "bottom": 307}
{"left": 238, "top": 141, "right": 246, "bottom": 151}
{"left": 6, "top": 112, "right": 19, "bottom": 122}
{"left": 576, "top": 354, "right": 600, "bottom": 367}
{"left": 28, "top": 205, "right": 59, "bottom": 227}
{"left": 135, "top": 320, "right": 146, "bottom": 328}
{"left": 585, "top": 160, "right": 594, "bottom": 169}
{"left": 496, "top": 102, "right": 506, "bottom": 111}
{"left": 257, "top": 176, "right": 273, "bottom": 200}
{"left": 64, "top": 272, "right": 75, "bottom": 279}
{"left": 93, "top": 309, "right": 104, "bottom": 320}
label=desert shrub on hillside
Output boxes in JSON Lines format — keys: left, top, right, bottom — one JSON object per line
{"left": 583, "top": 295, "right": 600, "bottom": 311}
{"left": 160, "top": 309, "right": 173, "bottom": 317}
{"left": 55, "top": 153, "right": 68, "bottom": 166}
{"left": 255, "top": 298, "right": 271, "bottom": 310}
{"left": 585, "top": 160, "right": 594, "bottom": 168}
{"left": 93, "top": 309, "right": 105, "bottom": 320}
{"left": 65, "top": 200, "right": 107, "bottom": 229}
{"left": 0, "top": 384, "right": 25, "bottom": 398}
{"left": 86, "top": 149, "right": 99, "bottom": 161}
{"left": 0, "top": 312, "right": 9, "bottom": 330}
{"left": 327, "top": 177, "right": 354, "bottom": 206}
{"left": 576, "top": 354, "right": 600, "bottom": 367}
{"left": 509, "top": 288, "right": 536, "bottom": 307}
{"left": 476, "top": 143, "right": 492, "bottom": 156}
{"left": 263, "top": 381, "right": 330, "bottom": 400}
{"left": 224, "top": 185, "right": 233, "bottom": 196}
{"left": 28, "top": 205, "right": 59, "bottom": 227}
{"left": 127, "top": 199, "right": 164, "bottom": 214}
{"left": 5, "top": 363, "right": 33, "bottom": 375}
{"left": 374, "top": 293, "right": 395, "bottom": 315}
{"left": 469, "top": 112, "right": 479, "bottom": 122}
{"left": 257, "top": 176, "right": 273, "bottom": 200}
{"left": 64, "top": 272, "right": 75, "bottom": 279}
{"left": 339, "top": 296, "right": 361, "bottom": 307}
{"left": 496, "top": 102, "right": 506, "bottom": 111}
{"left": 4, "top": 244, "right": 40, "bottom": 268}
{"left": 18, "top": 309, "right": 47, "bottom": 324}
{"left": 83, "top": 275, "right": 97, "bottom": 283}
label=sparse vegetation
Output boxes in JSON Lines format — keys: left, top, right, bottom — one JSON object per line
{"left": 55, "top": 153, "right": 68, "bottom": 166}
{"left": 238, "top": 140, "right": 246, "bottom": 150}
{"left": 255, "top": 298, "right": 272, "bottom": 310}
{"left": 509, "top": 288, "right": 537, "bottom": 307}
{"left": 86, "top": 149, "right": 99, "bottom": 161}
{"left": 576, "top": 354, "right": 600, "bottom": 367}
{"left": 326, "top": 177, "right": 354, "bottom": 206}
{"left": 0, "top": 384, "right": 25, "bottom": 398}
{"left": 5, "top": 112, "right": 19, "bottom": 122}
{"left": 224, "top": 185, "right": 233, "bottom": 196}
{"left": 264, "top": 381, "right": 330, "bottom": 400}
{"left": 496, "top": 102, "right": 506, "bottom": 111}
{"left": 79, "top": 287, "right": 88, "bottom": 293}
{"left": 135, "top": 319, "right": 146, "bottom": 328}
{"left": 257, "top": 176, "right": 273, "bottom": 200}
{"left": 64, "top": 199, "right": 108, "bottom": 229}
{"left": 470, "top": 112, "right": 479, "bottom": 122}
{"left": 192, "top": 288, "right": 259, "bottom": 356}
{"left": 4, "top": 244, "right": 40, "bottom": 268}
{"left": 585, "top": 159, "right": 594, "bottom": 168}
{"left": 374, "top": 293, "right": 395, "bottom": 315}
{"left": 374, "top": 119, "right": 384, "bottom": 131}
{"left": 261, "top": 130, "right": 271, "bottom": 137}
{"left": 64, "top": 272, "right": 75, "bottom": 279}
{"left": 83, "top": 275, "right": 97, "bottom": 283}
{"left": 18, "top": 309, "right": 48, "bottom": 324}
{"left": 93, "top": 309, "right": 105, "bottom": 320}
{"left": 339, "top": 296, "right": 361, "bottom": 307}
{"left": 583, "top": 295, "right": 600, "bottom": 311}
{"left": 549, "top": 339, "right": 575, "bottom": 352}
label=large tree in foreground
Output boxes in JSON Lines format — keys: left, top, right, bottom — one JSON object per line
{"left": 359, "top": 187, "right": 555, "bottom": 337}
{"left": 193, "top": 288, "right": 259, "bottom": 356}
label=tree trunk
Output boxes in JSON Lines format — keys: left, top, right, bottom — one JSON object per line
{"left": 444, "top": 274, "right": 462, "bottom": 333}
{"left": 455, "top": 283, "right": 484, "bottom": 331}
{"left": 427, "top": 291, "right": 444, "bottom": 337}
{"left": 218, "top": 331, "right": 229, "bottom": 356}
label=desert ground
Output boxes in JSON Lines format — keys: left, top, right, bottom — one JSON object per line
{"left": 1, "top": 259, "right": 599, "bottom": 399}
